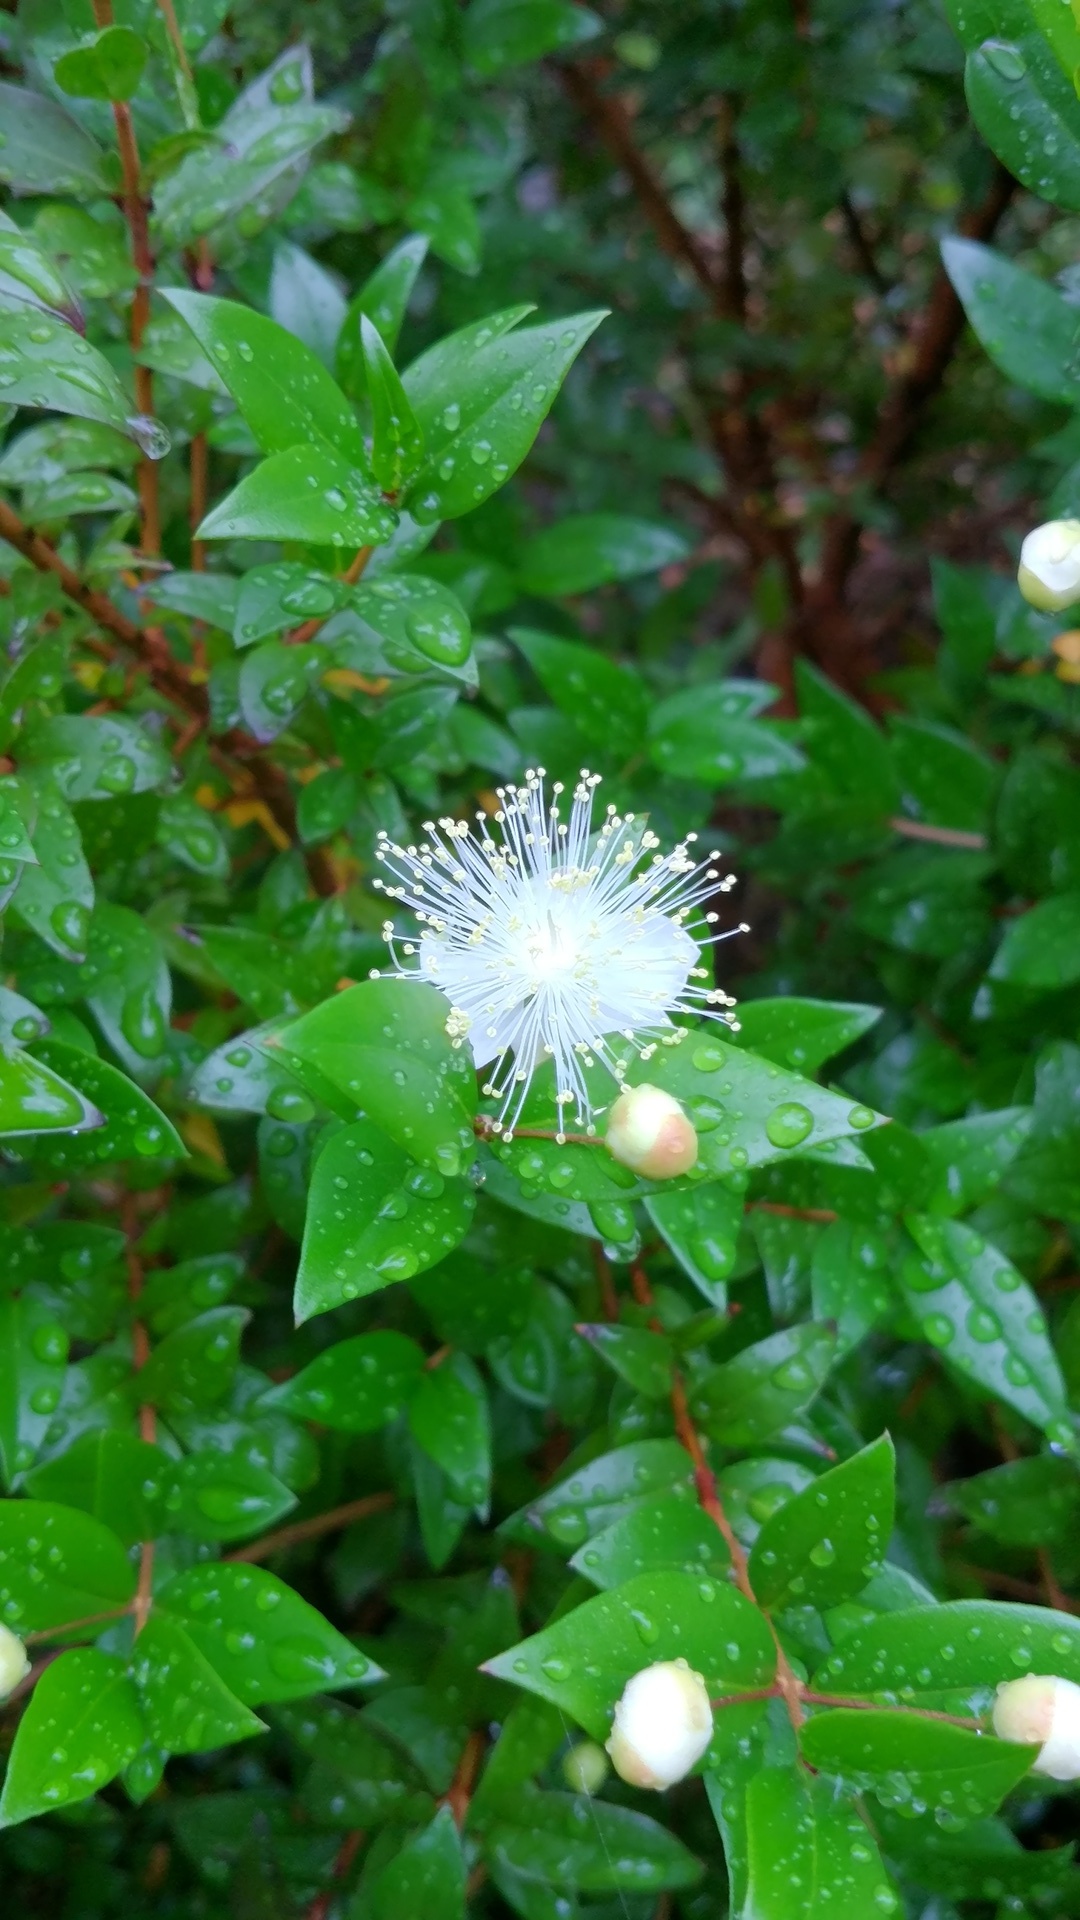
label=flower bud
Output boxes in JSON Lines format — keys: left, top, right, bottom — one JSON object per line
{"left": 605, "top": 1084, "right": 698, "bottom": 1181}
{"left": 606, "top": 1658, "right": 713, "bottom": 1789}
{"left": 992, "top": 1673, "right": 1080, "bottom": 1780}
{"left": 1018, "top": 520, "right": 1080, "bottom": 612}
{"left": 562, "top": 1739, "right": 609, "bottom": 1794}
{"left": 0, "top": 1624, "right": 29, "bottom": 1701}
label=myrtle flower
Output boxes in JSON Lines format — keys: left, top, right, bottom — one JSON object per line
{"left": 372, "top": 769, "right": 744, "bottom": 1139}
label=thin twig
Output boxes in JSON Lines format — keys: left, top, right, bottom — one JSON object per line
{"left": 593, "top": 1242, "right": 620, "bottom": 1323}
{"left": 746, "top": 1200, "right": 839, "bottom": 1224}
{"left": 93, "top": 0, "right": 159, "bottom": 554}
{"left": 303, "top": 1830, "right": 364, "bottom": 1920}
{"left": 25, "top": 1605, "right": 134, "bottom": 1645}
{"left": 122, "top": 1195, "right": 155, "bottom": 1635}
{"left": 441, "top": 1729, "right": 485, "bottom": 1829}
{"left": 225, "top": 1491, "right": 396, "bottom": 1564}
{"left": 890, "top": 817, "right": 988, "bottom": 851}
{"left": 286, "top": 545, "right": 374, "bottom": 647}
{"left": 838, "top": 191, "right": 888, "bottom": 294}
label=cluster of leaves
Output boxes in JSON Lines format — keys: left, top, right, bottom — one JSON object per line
{"left": 5, "top": 0, "right": 1080, "bottom": 1917}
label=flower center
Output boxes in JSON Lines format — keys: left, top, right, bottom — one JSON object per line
{"left": 524, "top": 906, "right": 580, "bottom": 985}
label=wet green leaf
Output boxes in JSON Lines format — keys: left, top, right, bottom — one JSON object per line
{"left": 0, "top": 1649, "right": 143, "bottom": 1827}
{"left": 749, "top": 1434, "right": 895, "bottom": 1612}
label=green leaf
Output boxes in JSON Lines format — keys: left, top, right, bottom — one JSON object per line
{"left": 294, "top": 1120, "right": 476, "bottom": 1322}
{"left": 690, "top": 1324, "right": 837, "bottom": 1445}
{"left": 238, "top": 637, "right": 327, "bottom": 743}
{"left": 627, "top": 1032, "right": 886, "bottom": 1176}
{"left": 0, "top": 306, "right": 138, "bottom": 437}
{"left": 0, "top": 1648, "right": 143, "bottom": 1827}
{"left": 742, "top": 1766, "right": 897, "bottom": 1920}
{"left": 21, "top": 1041, "right": 185, "bottom": 1170}
{"left": 645, "top": 1182, "right": 742, "bottom": 1304}
{"left": 482, "top": 1787, "right": 702, "bottom": 1893}
{"left": 54, "top": 25, "right": 147, "bottom": 103}
{"left": 406, "top": 184, "right": 481, "bottom": 275}
{"left": 483, "top": 1569, "right": 775, "bottom": 1740}
{"left": 463, "top": 0, "right": 602, "bottom": 77}
{"left": 795, "top": 660, "right": 900, "bottom": 810}
{"left": 160, "top": 290, "right": 364, "bottom": 464}
{"left": 264, "top": 1331, "right": 424, "bottom": 1430}
{"left": 336, "top": 234, "right": 429, "bottom": 400}
{"left": 510, "top": 627, "right": 647, "bottom": 757}
{"left": 133, "top": 1614, "right": 265, "bottom": 1753}
{"left": 569, "top": 1492, "right": 731, "bottom": 1590}
{"left": 370, "top": 1806, "right": 465, "bottom": 1920}
{"left": 278, "top": 1694, "right": 432, "bottom": 1825}
{"left": 408, "top": 1353, "right": 491, "bottom": 1508}
{"left": 22, "top": 715, "right": 172, "bottom": 806}
{"left": 280, "top": 979, "right": 477, "bottom": 1175}
{"left": 900, "top": 1216, "right": 1071, "bottom": 1443}
{"left": 23, "top": 1432, "right": 165, "bottom": 1547}
{"left": 156, "top": 1562, "right": 381, "bottom": 1702}
{"left": 966, "top": 37, "right": 1080, "bottom": 211}
{"left": 576, "top": 1322, "right": 674, "bottom": 1399}
{"left": 503, "top": 1438, "right": 695, "bottom": 1549}
{"left": 0, "top": 82, "right": 108, "bottom": 196}
{"left": 0, "top": 1047, "right": 102, "bottom": 1138}
{"left": 890, "top": 717, "right": 996, "bottom": 832}
{"left": 920, "top": 1108, "right": 1032, "bottom": 1215}
{"left": 152, "top": 99, "right": 349, "bottom": 249}
{"left": 0, "top": 1499, "right": 134, "bottom": 1633}
{"left": 941, "top": 1454, "right": 1080, "bottom": 1545}
{"left": 515, "top": 513, "right": 689, "bottom": 597}
{"left": 800, "top": 1708, "right": 1035, "bottom": 1817}
{"left": 349, "top": 573, "right": 475, "bottom": 672}
{"left": 815, "top": 1598, "right": 1080, "bottom": 1699}
{"left": 810, "top": 1221, "right": 893, "bottom": 1356}
{"left": 942, "top": 236, "right": 1080, "bottom": 404}
{"left": 197, "top": 444, "right": 396, "bottom": 549}
{"left": 164, "top": 1451, "right": 296, "bottom": 1544}
{"left": 403, "top": 307, "right": 607, "bottom": 521}
{"left": 0, "top": 1291, "right": 72, "bottom": 1486}
{"left": 232, "top": 562, "right": 339, "bottom": 645}
{"left": 139, "top": 1307, "right": 247, "bottom": 1414}
{"left": 8, "top": 780, "right": 93, "bottom": 961}
{"left": 361, "top": 315, "right": 424, "bottom": 493}
{"left": 748, "top": 1434, "right": 895, "bottom": 1612}
{"left": 269, "top": 240, "right": 346, "bottom": 370}
{"left": 732, "top": 997, "right": 882, "bottom": 1075}
{"left": 649, "top": 682, "right": 806, "bottom": 785}
{"left": 990, "top": 891, "right": 1080, "bottom": 988}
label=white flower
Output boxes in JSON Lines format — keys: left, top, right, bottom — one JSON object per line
{"left": 0, "top": 1624, "right": 29, "bottom": 1700}
{"left": 1018, "top": 520, "right": 1080, "bottom": 612}
{"left": 373, "top": 769, "right": 744, "bottom": 1139}
{"left": 992, "top": 1673, "right": 1080, "bottom": 1780}
{"left": 606, "top": 1082, "right": 698, "bottom": 1179}
{"left": 606, "top": 1659, "right": 714, "bottom": 1789}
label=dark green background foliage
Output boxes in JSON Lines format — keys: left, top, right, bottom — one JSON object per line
{"left": 6, "top": 0, "right": 1080, "bottom": 1914}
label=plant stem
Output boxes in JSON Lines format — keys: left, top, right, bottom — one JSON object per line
{"left": 225, "top": 1491, "right": 396, "bottom": 1564}
{"left": 122, "top": 1195, "right": 155, "bottom": 1635}
{"left": 189, "top": 431, "right": 208, "bottom": 571}
{"left": 92, "top": 0, "right": 160, "bottom": 555}
{"left": 286, "top": 545, "right": 374, "bottom": 646}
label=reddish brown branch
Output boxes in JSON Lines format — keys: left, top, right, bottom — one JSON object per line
{"left": 442, "top": 1729, "right": 485, "bottom": 1829}
{"left": 122, "top": 1195, "right": 155, "bottom": 1635}
{"left": 303, "top": 1831, "right": 364, "bottom": 1920}
{"left": 225, "top": 1491, "right": 396, "bottom": 1564}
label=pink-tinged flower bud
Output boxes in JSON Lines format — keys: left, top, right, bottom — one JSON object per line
{"left": 0, "top": 1624, "right": 29, "bottom": 1701}
{"left": 992, "top": 1674, "right": 1080, "bottom": 1779}
{"left": 605, "top": 1084, "right": 698, "bottom": 1180}
{"left": 1018, "top": 520, "right": 1080, "bottom": 612}
{"left": 606, "top": 1659, "right": 713, "bottom": 1789}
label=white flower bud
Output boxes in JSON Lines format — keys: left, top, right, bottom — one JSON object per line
{"left": 562, "top": 1739, "right": 609, "bottom": 1794}
{"left": 0, "top": 1624, "right": 29, "bottom": 1701}
{"left": 1018, "top": 520, "right": 1080, "bottom": 612}
{"left": 605, "top": 1084, "right": 698, "bottom": 1181}
{"left": 992, "top": 1673, "right": 1080, "bottom": 1780}
{"left": 606, "top": 1658, "right": 713, "bottom": 1789}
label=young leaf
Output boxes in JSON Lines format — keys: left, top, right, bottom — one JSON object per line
{"left": 360, "top": 314, "right": 424, "bottom": 493}
{"left": 402, "top": 308, "right": 607, "bottom": 521}
{"left": 197, "top": 444, "right": 396, "bottom": 549}
{"left": 336, "top": 234, "right": 429, "bottom": 399}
